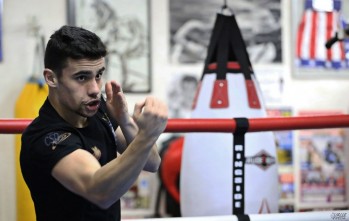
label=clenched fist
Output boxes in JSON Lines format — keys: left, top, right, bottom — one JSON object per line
{"left": 133, "top": 96, "right": 168, "bottom": 139}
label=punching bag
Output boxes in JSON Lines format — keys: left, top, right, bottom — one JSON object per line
{"left": 15, "top": 34, "right": 48, "bottom": 221}
{"left": 161, "top": 137, "right": 184, "bottom": 204}
{"left": 180, "top": 13, "right": 279, "bottom": 216}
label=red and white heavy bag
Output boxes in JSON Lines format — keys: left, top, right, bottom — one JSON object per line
{"left": 180, "top": 13, "right": 279, "bottom": 216}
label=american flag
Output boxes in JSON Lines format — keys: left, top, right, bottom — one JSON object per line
{"left": 296, "top": 0, "right": 349, "bottom": 69}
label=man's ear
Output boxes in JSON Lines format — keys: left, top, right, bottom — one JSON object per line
{"left": 44, "top": 69, "right": 57, "bottom": 87}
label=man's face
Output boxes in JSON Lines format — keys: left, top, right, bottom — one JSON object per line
{"left": 56, "top": 57, "right": 106, "bottom": 118}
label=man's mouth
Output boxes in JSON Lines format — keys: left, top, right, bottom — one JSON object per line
{"left": 86, "top": 100, "right": 100, "bottom": 111}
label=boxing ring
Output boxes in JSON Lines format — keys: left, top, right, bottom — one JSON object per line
{"left": 1, "top": 115, "right": 349, "bottom": 221}
{"left": 132, "top": 210, "right": 348, "bottom": 221}
{"left": 2, "top": 114, "right": 349, "bottom": 134}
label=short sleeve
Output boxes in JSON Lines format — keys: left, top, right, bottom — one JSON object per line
{"left": 30, "top": 131, "right": 83, "bottom": 174}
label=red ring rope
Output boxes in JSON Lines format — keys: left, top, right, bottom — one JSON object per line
{"left": 0, "top": 114, "right": 349, "bottom": 134}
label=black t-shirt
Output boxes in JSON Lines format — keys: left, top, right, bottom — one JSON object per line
{"left": 20, "top": 98, "right": 121, "bottom": 221}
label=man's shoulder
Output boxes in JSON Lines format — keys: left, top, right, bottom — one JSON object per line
{"left": 23, "top": 98, "right": 69, "bottom": 138}
{"left": 22, "top": 114, "right": 61, "bottom": 138}
{"left": 21, "top": 114, "right": 80, "bottom": 152}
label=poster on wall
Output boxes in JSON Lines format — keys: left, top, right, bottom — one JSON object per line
{"left": 295, "top": 0, "right": 349, "bottom": 71}
{"left": 266, "top": 107, "right": 293, "bottom": 165}
{"left": 298, "top": 110, "right": 347, "bottom": 205}
{"left": 0, "top": 0, "right": 3, "bottom": 62}
{"left": 67, "top": 0, "right": 151, "bottom": 93}
{"left": 166, "top": 72, "right": 199, "bottom": 119}
{"left": 292, "top": 0, "right": 349, "bottom": 78}
{"left": 169, "top": 0, "right": 282, "bottom": 64}
{"left": 255, "top": 67, "right": 285, "bottom": 106}
{"left": 266, "top": 107, "right": 294, "bottom": 208}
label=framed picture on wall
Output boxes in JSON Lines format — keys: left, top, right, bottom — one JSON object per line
{"left": 296, "top": 110, "right": 347, "bottom": 209}
{"left": 292, "top": 0, "right": 349, "bottom": 78}
{"left": 67, "top": 0, "right": 152, "bottom": 93}
{"left": 169, "top": 0, "right": 282, "bottom": 65}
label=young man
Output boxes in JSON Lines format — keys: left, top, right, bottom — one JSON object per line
{"left": 20, "top": 25, "right": 168, "bottom": 221}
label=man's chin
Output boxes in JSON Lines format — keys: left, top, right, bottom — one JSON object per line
{"left": 80, "top": 110, "right": 98, "bottom": 118}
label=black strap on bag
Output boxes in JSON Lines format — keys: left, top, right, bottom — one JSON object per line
{"left": 202, "top": 13, "right": 226, "bottom": 79}
{"left": 202, "top": 14, "right": 254, "bottom": 79}
{"left": 227, "top": 15, "right": 253, "bottom": 80}
{"left": 236, "top": 214, "right": 251, "bottom": 221}
{"left": 200, "top": 10, "right": 256, "bottom": 215}
{"left": 232, "top": 118, "right": 249, "bottom": 215}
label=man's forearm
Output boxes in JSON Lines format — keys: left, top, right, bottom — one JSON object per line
{"left": 117, "top": 116, "right": 161, "bottom": 172}
{"left": 91, "top": 133, "right": 155, "bottom": 208}
{"left": 118, "top": 116, "right": 138, "bottom": 144}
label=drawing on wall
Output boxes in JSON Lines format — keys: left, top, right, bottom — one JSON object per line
{"left": 169, "top": 0, "right": 282, "bottom": 64}
{"left": 166, "top": 73, "right": 199, "bottom": 119}
{"left": 68, "top": 0, "right": 151, "bottom": 93}
{"left": 254, "top": 67, "right": 285, "bottom": 105}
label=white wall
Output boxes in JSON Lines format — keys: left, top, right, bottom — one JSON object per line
{"left": 1, "top": 0, "right": 349, "bottom": 220}
{"left": 0, "top": 1, "right": 67, "bottom": 220}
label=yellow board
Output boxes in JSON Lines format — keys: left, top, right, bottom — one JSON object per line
{"left": 15, "top": 79, "right": 48, "bottom": 221}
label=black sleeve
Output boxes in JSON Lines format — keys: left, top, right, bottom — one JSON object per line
{"left": 30, "top": 131, "right": 83, "bottom": 174}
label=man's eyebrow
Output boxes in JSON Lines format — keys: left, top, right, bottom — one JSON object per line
{"left": 73, "top": 70, "right": 93, "bottom": 76}
{"left": 98, "top": 67, "right": 106, "bottom": 73}
{"left": 73, "top": 67, "right": 105, "bottom": 76}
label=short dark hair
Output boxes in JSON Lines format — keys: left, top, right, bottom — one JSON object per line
{"left": 44, "top": 25, "right": 107, "bottom": 76}
{"left": 181, "top": 75, "right": 198, "bottom": 85}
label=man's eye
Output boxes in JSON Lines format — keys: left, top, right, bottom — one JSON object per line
{"left": 77, "top": 76, "right": 86, "bottom": 81}
{"left": 96, "top": 73, "right": 103, "bottom": 80}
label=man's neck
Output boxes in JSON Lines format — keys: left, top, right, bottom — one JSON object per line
{"left": 48, "top": 95, "right": 89, "bottom": 128}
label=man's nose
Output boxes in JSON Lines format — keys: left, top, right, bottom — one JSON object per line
{"left": 88, "top": 80, "right": 101, "bottom": 97}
